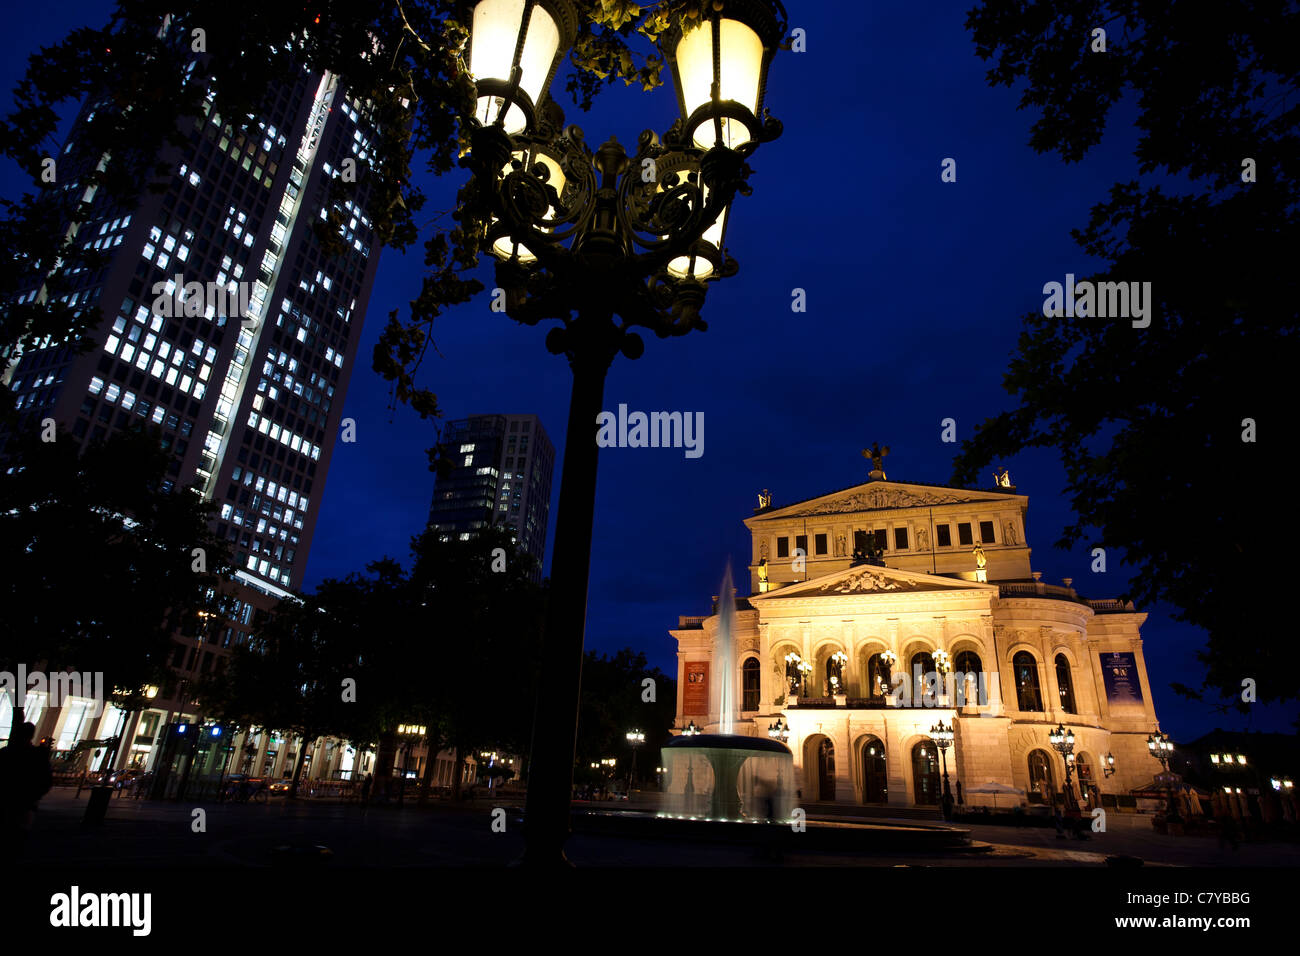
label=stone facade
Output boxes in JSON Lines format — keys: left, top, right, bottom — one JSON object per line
{"left": 670, "top": 479, "right": 1166, "bottom": 809}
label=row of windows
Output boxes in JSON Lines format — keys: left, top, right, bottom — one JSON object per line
{"left": 733, "top": 649, "right": 1081, "bottom": 715}
{"left": 774, "top": 520, "right": 1002, "bottom": 559}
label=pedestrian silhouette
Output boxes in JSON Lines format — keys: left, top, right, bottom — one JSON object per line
{"left": 0, "top": 722, "right": 54, "bottom": 859}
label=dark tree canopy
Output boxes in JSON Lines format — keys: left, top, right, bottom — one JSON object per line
{"left": 0, "top": 425, "right": 234, "bottom": 724}
{"left": 956, "top": 1, "right": 1298, "bottom": 705}
{"left": 203, "top": 524, "right": 546, "bottom": 793}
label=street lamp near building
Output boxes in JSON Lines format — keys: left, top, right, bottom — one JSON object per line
{"left": 767, "top": 718, "right": 789, "bottom": 743}
{"left": 1103, "top": 751, "right": 1116, "bottom": 778}
{"left": 1146, "top": 731, "right": 1179, "bottom": 823}
{"left": 625, "top": 729, "right": 645, "bottom": 790}
{"left": 396, "top": 723, "right": 426, "bottom": 805}
{"left": 930, "top": 720, "right": 955, "bottom": 820}
{"left": 456, "top": 0, "right": 788, "bottom": 866}
{"left": 1049, "top": 723, "right": 1077, "bottom": 811}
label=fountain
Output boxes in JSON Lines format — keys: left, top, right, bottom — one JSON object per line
{"left": 573, "top": 564, "right": 973, "bottom": 854}
{"left": 660, "top": 563, "right": 794, "bottom": 822}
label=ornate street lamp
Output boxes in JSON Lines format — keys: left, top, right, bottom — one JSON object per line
{"left": 682, "top": 720, "right": 702, "bottom": 736}
{"left": 1146, "top": 731, "right": 1179, "bottom": 823}
{"left": 1049, "top": 723, "right": 1077, "bottom": 811}
{"left": 625, "top": 729, "right": 645, "bottom": 790}
{"left": 395, "top": 723, "right": 426, "bottom": 804}
{"left": 767, "top": 717, "right": 789, "bottom": 742}
{"left": 930, "top": 720, "right": 955, "bottom": 820}
{"left": 783, "top": 652, "right": 802, "bottom": 697}
{"left": 828, "top": 651, "right": 848, "bottom": 695}
{"left": 796, "top": 659, "right": 813, "bottom": 696}
{"left": 1103, "top": 751, "right": 1116, "bottom": 778}
{"left": 457, "top": 0, "right": 787, "bottom": 865}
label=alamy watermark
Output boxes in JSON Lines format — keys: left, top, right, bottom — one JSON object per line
{"left": 151, "top": 274, "right": 253, "bottom": 324}
{"left": 596, "top": 404, "right": 704, "bottom": 459}
{"left": 49, "top": 886, "right": 151, "bottom": 936}
{"left": 0, "top": 665, "right": 105, "bottom": 717}
{"left": 888, "top": 667, "right": 1000, "bottom": 711}
{"left": 1042, "top": 273, "right": 1152, "bottom": 328}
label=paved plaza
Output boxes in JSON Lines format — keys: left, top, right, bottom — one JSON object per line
{"left": 20, "top": 789, "right": 1296, "bottom": 868}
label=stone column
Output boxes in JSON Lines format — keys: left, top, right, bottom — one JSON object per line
{"left": 981, "top": 615, "right": 1005, "bottom": 716}
{"left": 883, "top": 714, "right": 910, "bottom": 807}
{"left": 831, "top": 718, "right": 853, "bottom": 803}
{"left": 112, "top": 709, "right": 142, "bottom": 772}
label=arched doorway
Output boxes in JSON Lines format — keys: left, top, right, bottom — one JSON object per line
{"left": 817, "top": 738, "right": 836, "bottom": 801}
{"left": 860, "top": 736, "right": 887, "bottom": 803}
{"left": 1027, "top": 749, "right": 1054, "bottom": 804}
{"left": 912, "top": 740, "right": 940, "bottom": 805}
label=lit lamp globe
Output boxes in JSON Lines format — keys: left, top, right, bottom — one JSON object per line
{"left": 664, "top": 0, "right": 786, "bottom": 150}
{"left": 489, "top": 144, "right": 569, "bottom": 263}
{"left": 651, "top": 153, "right": 727, "bottom": 280}
{"left": 467, "top": 0, "right": 578, "bottom": 135}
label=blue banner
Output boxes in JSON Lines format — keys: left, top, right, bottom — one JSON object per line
{"left": 1100, "top": 651, "right": 1143, "bottom": 705}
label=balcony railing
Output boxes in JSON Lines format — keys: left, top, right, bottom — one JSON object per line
{"left": 998, "top": 582, "right": 1090, "bottom": 605}
{"left": 1087, "top": 598, "right": 1137, "bottom": 613}
{"left": 789, "top": 696, "right": 944, "bottom": 710}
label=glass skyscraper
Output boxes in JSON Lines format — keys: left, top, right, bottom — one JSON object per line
{"left": 3, "top": 45, "right": 380, "bottom": 597}
{"left": 0, "top": 18, "right": 385, "bottom": 782}
{"left": 427, "top": 414, "right": 555, "bottom": 578}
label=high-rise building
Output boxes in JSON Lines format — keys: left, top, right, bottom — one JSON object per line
{"left": 427, "top": 414, "right": 555, "bottom": 575}
{"left": 0, "top": 20, "right": 384, "bottom": 785}
{"left": 3, "top": 57, "right": 379, "bottom": 596}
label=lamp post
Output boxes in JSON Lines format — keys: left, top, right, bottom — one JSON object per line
{"left": 682, "top": 720, "right": 702, "bottom": 737}
{"left": 767, "top": 718, "right": 789, "bottom": 743}
{"left": 396, "top": 723, "right": 426, "bottom": 805}
{"left": 1147, "top": 731, "right": 1179, "bottom": 822}
{"left": 1049, "top": 723, "right": 1077, "bottom": 812}
{"left": 625, "top": 729, "right": 644, "bottom": 791}
{"left": 828, "top": 651, "right": 848, "bottom": 696}
{"left": 457, "top": 0, "right": 786, "bottom": 865}
{"left": 796, "top": 659, "right": 813, "bottom": 697}
{"left": 930, "top": 720, "right": 954, "bottom": 820}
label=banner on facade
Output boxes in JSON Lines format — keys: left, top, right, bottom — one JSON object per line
{"left": 683, "top": 661, "right": 709, "bottom": 715}
{"left": 1100, "top": 651, "right": 1143, "bottom": 705}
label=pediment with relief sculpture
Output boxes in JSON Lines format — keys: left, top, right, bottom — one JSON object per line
{"left": 750, "top": 561, "right": 996, "bottom": 602}
{"left": 749, "top": 482, "right": 1017, "bottom": 521}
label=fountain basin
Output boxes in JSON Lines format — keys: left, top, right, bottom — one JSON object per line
{"left": 661, "top": 734, "right": 794, "bottom": 823}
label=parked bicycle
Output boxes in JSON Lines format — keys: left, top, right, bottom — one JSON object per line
{"left": 223, "top": 775, "right": 269, "bottom": 804}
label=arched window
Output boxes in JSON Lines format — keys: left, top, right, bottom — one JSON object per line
{"left": 953, "top": 650, "right": 983, "bottom": 706}
{"left": 1055, "top": 654, "right": 1077, "bottom": 714}
{"left": 912, "top": 740, "right": 940, "bottom": 805}
{"left": 817, "top": 738, "right": 836, "bottom": 801}
{"left": 1027, "top": 749, "right": 1054, "bottom": 804}
{"left": 1013, "top": 652, "right": 1043, "bottom": 711}
{"left": 861, "top": 736, "right": 887, "bottom": 803}
{"left": 910, "top": 651, "right": 936, "bottom": 702}
{"left": 866, "top": 653, "right": 892, "bottom": 699}
{"left": 1074, "top": 752, "right": 1095, "bottom": 803}
{"left": 741, "top": 658, "right": 760, "bottom": 712}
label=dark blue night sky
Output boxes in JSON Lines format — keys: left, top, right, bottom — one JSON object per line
{"left": 5, "top": 3, "right": 1294, "bottom": 741}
